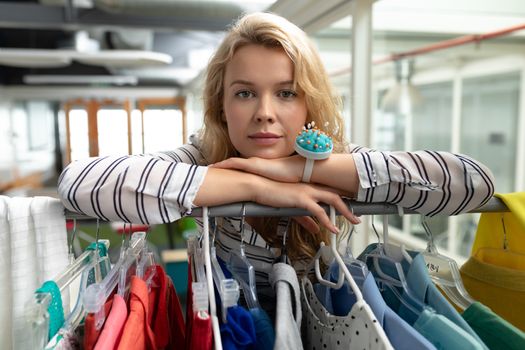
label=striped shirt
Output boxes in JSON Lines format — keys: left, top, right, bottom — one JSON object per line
{"left": 57, "top": 135, "right": 495, "bottom": 313}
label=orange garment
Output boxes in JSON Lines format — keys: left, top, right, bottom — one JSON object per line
{"left": 117, "top": 265, "right": 185, "bottom": 350}
{"left": 84, "top": 297, "right": 114, "bottom": 350}
{"left": 117, "top": 276, "right": 156, "bottom": 350}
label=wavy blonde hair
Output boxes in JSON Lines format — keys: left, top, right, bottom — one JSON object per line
{"left": 199, "top": 12, "right": 349, "bottom": 262}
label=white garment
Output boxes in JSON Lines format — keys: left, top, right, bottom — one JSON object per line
{"left": 0, "top": 196, "right": 69, "bottom": 350}
{"left": 270, "top": 263, "right": 303, "bottom": 350}
{"left": 301, "top": 278, "right": 393, "bottom": 350}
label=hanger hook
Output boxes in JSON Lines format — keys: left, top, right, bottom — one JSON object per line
{"left": 346, "top": 203, "right": 357, "bottom": 245}
{"left": 68, "top": 218, "right": 77, "bottom": 261}
{"left": 210, "top": 216, "right": 218, "bottom": 248}
{"left": 421, "top": 215, "right": 436, "bottom": 253}
{"left": 239, "top": 203, "right": 246, "bottom": 253}
{"left": 281, "top": 217, "right": 292, "bottom": 257}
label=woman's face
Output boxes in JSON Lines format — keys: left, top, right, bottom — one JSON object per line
{"left": 222, "top": 44, "right": 307, "bottom": 159}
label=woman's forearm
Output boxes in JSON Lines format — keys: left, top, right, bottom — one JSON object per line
{"left": 193, "top": 167, "right": 259, "bottom": 207}
{"left": 309, "top": 153, "right": 360, "bottom": 198}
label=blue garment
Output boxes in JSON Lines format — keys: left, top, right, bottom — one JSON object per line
{"left": 315, "top": 263, "right": 436, "bottom": 350}
{"left": 358, "top": 244, "right": 488, "bottom": 349}
{"left": 414, "top": 308, "right": 483, "bottom": 350}
{"left": 249, "top": 307, "right": 275, "bottom": 350}
{"left": 220, "top": 305, "right": 257, "bottom": 350}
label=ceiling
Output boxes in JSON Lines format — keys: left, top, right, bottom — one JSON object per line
{"left": 1, "top": 0, "right": 525, "bottom": 90}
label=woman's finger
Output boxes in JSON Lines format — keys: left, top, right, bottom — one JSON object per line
{"left": 303, "top": 200, "right": 339, "bottom": 234}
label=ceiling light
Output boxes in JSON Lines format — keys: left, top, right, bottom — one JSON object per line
{"left": 23, "top": 75, "right": 138, "bottom": 86}
{"left": 381, "top": 60, "right": 422, "bottom": 115}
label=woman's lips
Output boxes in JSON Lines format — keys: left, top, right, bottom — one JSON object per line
{"left": 248, "top": 132, "right": 282, "bottom": 145}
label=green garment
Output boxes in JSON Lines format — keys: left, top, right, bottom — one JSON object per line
{"left": 462, "top": 302, "right": 525, "bottom": 350}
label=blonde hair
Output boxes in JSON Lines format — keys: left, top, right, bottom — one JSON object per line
{"left": 199, "top": 12, "right": 348, "bottom": 262}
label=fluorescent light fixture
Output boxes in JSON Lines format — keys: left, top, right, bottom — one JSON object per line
{"left": 23, "top": 75, "right": 139, "bottom": 86}
{"left": 0, "top": 49, "right": 71, "bottom": 68}
{"left": 0, "top": 48, "right": 172, "bottom": 69}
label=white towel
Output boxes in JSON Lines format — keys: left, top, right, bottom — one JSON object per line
{"left": 0, "top": 196, "right": 69, "bottom": 350}
{"left": 0, "top": 196, "right": 13, "bottom": 350}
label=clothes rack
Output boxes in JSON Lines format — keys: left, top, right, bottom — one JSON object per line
{"left": 64, "top": 196, "right": 508, "bottom": 220}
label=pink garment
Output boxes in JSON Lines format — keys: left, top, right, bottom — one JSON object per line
{"left": 94, "top": 294, "right": 128, "bottom": 350}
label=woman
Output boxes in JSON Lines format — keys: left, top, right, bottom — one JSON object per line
{"left": 58, "top": 12, "right": 494, "bottom": 310}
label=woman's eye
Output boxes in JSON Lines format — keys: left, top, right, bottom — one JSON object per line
{"left": 278, "top": 90, "right": 297, "bottom": 99}
{"left": 235, "top": 90, "right": 254, "bottom": 98}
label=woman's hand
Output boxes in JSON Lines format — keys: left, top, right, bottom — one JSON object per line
{"left": 210, "top": 155, "right": 305, "bottom": 183}
{"left": 251, "top": 176, "right": 361, "bottom": 233}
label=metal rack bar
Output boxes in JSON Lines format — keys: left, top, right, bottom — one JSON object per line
{"left": 65, "top": 196, "right": 508, "bottom": 221}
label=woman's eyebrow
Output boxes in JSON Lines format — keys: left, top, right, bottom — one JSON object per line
{"left": 229, "top": 79, "right": 294, "bottom": 87}
{"left": 230, "top": 79, "right": 253, "bottom": 87}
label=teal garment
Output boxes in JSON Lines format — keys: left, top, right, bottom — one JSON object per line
{"left": 35, "top": 281, "right": 64, "bottom": 340}
{"left": 358, "top": 244, "right": 488, "bottom": 349}
{"left": 85, "top": 241, "right": 109, "bottom": 284}
{"left": 414, "top": 308, "right": 483, "bottom": 350}
{"left": 462, "top": 302, "right": 525, "bottom": 350}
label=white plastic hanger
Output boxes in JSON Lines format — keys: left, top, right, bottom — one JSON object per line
{"left": 362, "top": 215, "right": 425, "bottom": 313}
{"left": 201, "top": 207, "right": 223, "bottom": 350}
{"left": 305, "top": 206, "right": 363, "bottom": 300}
{"left": 209, "top": 217, "right": 240, "bottom": 323}
{"left": 27, "top": 219, "right": 110, "bottom": 348}
{"left": 83, "top": 230, "right": 147, "bottom": 330}
{"left": 227, "top": 204, "right": 260, "bottom": 309}
{"left": 419, "top": 215, "right": 474, "bottom": 310}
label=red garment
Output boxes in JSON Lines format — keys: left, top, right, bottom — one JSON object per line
{"left": 84, "top": 297, "right": 114, "bottom": 350}
{"left": 190, "top": 311, "right": 213, "bottom": 350}
{"left": 185, "top": 255, "right": 212, "bottom": 350}
{"left": 117, "top": 265, "right": 185, "bottom": 350}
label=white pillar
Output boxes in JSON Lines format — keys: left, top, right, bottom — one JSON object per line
{"left": 350, "top": 0, "right": 374, "bottom": 256}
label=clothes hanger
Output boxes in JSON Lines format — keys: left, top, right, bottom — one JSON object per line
{"left": 304, "top": 206, "right": 364, "bottom": 300}
{"left": 342, "top": 205, "right": 368, "bottom": 280}
{"left": 28, "top": 219, "right": 110, "bottom": 348}
{"left": 201, "top": 207, "right": 223, "bottom": 350}
{"left": 227, "top": 203, "right": 260, "bottom": 309}
{"left": 362, "top": 215, "right": 425, "bottom": 314}
{"left": 83, "top": 228, "right": 147, "bottom": 330}
{"left": 274, "top": 217, "right": 292, "bottom": 264}
{"left": 209, "top": 217, "right": 239, "bottom": 323}
{"left": 134, "top": 227, "right": 157, "bottom": 290}
{"left": 419, "top": 215, "right": 474, "bottom": 310}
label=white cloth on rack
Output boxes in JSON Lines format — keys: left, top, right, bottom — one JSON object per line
{"left": 0, "top": 196, "right": 69, "bottom": 350}
{"left": 0, "top": 196, "right": 13, "bottom": 350}
{"left": 269, "top": 263, "right": 303, "bottom": 350}
{"left": 301, "top": 277, "right": 393, "bottom": 350}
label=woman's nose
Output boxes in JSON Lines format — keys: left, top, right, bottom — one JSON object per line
{"left": 254, "top": 95, "right": 275, "bottom": 123}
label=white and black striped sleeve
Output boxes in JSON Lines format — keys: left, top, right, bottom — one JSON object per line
{"left": 348, "top": 144, "right": 495, "bottom": 216}
{"left": 57, "top": 144, "right": 208, "bottom": 224}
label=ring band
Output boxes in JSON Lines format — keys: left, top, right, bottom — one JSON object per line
{"left": 302, "top": 158, "right": 315, "bottom": 183}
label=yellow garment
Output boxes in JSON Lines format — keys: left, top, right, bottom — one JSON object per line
{"left": 471, "top": 192, "right": 525, "bottom": 257}
{"left": 461, "top": 192, "right": 525, "bottom": 331}
{"left": 461, "top": 256, "right": 525, "bottom": 331}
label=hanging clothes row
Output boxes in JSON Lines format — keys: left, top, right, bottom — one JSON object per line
{"left": 4, "top": 194, "right": 524, "bottom": 350}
